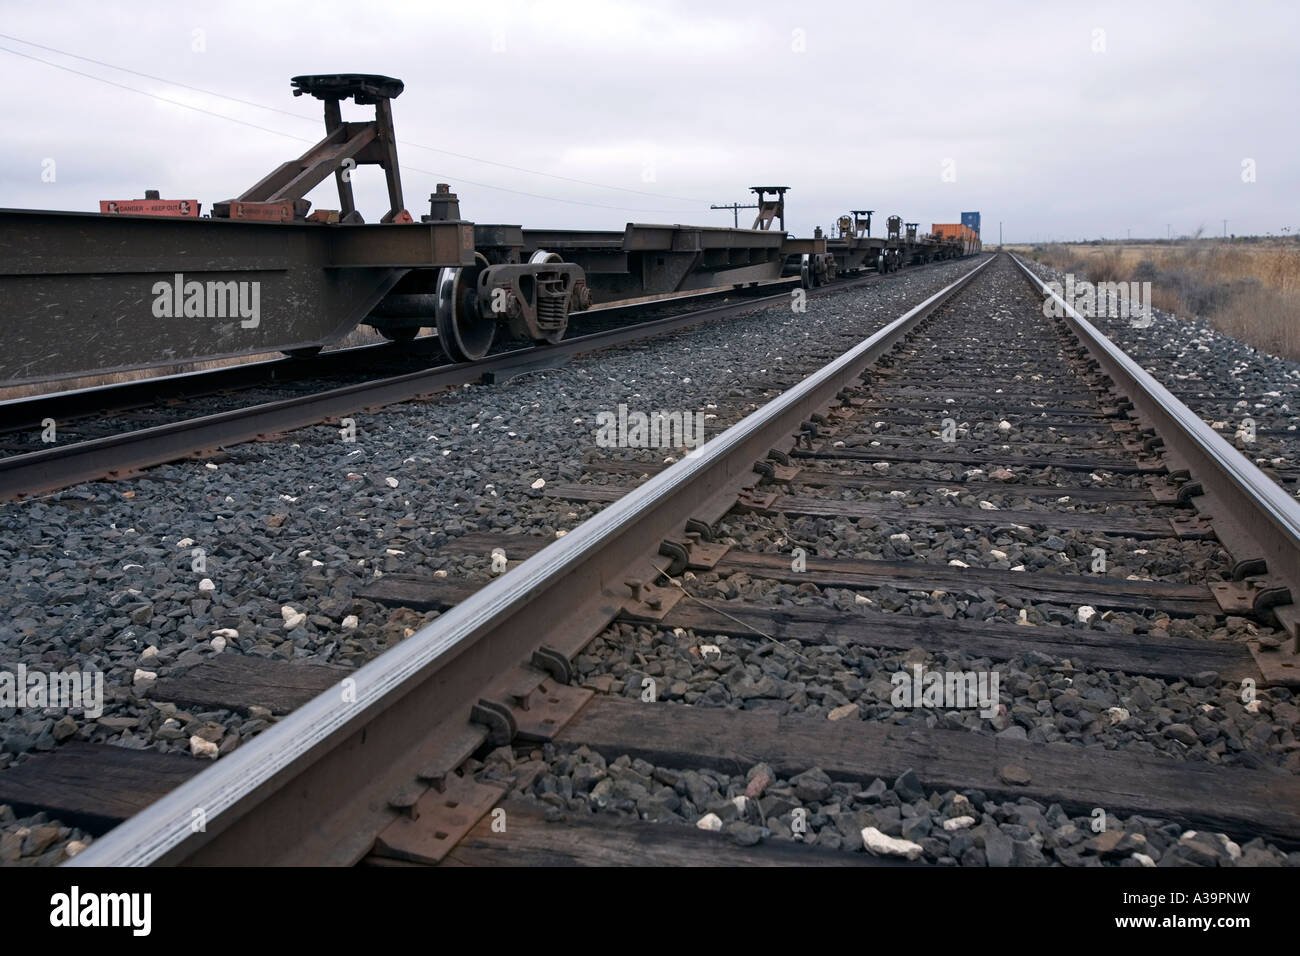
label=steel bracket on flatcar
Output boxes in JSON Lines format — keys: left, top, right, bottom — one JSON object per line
{"left": 213, "top": 73, "right": 411, "bottom": 224}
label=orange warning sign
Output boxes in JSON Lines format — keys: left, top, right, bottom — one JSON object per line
{"left": 99, "top": 199, "right": 201, "bottom": 217}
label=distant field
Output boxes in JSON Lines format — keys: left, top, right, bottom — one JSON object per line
{"left": 1008, "top": 239, "right": 1300, "bottom": 360}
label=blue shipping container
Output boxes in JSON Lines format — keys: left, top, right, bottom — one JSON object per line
{"left": 961, "top": 211, "right": 980, "bottom": 235}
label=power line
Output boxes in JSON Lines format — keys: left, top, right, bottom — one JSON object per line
{"left": 0, "top": 41, "right": 701, "bottom": 214}
{"left": 0, "top": 31, "right": 708, "bottom": 205}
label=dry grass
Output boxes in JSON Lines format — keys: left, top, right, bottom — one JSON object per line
{"left": 1012, "top": 240, "right": 1300, "bottom": 360}
{"left": 0, "top": 324, "right": 403, "bottom": 403}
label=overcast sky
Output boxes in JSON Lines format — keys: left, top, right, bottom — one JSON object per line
{"left": 2, "top": 0, "right": 1296, "bottom": 242}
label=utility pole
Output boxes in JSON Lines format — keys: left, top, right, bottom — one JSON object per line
{"left": 710, "top": 201, "right": 758, "bottom": 228}
{"left": 1223, "top": 219, "right": 1228, "bottom": 240}
{"left": 1167, "top": 224, "right": 1171, "bottom": 240}
{"left": 1127, "top": 228, "right": 1131, "bottom": 241}
{"left": 999, "top": 221, "right": 1003, "bottom": 246}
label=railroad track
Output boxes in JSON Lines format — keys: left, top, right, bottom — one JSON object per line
{"left": 0, "top": 262, "right": 939, "bottom": 502}
{"left": 1019, "top": 256, "right": 1300, "bottom": 500}
{"left": 7, "top": 250, "right": 1298, "bottom": 867}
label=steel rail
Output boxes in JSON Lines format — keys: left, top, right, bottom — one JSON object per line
{"left": 3, "top": 258, "right": 970, "bottom": 501}
{"left": 1010, "top": 253, "right": 1300, "bottom": 652}
{"left": 0, "top": 337, "right": 445, "bottom": 432}
{"left": 69, "top": 254, "right": 995, "bottom": 866}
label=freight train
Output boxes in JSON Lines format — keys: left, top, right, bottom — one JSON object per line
{"left": 0, "top": 73, "right": 980, "bottom": 385}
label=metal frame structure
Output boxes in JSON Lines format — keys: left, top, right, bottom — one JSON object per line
{"left": 216, "top": 74, "right": 409, "bottom": 224}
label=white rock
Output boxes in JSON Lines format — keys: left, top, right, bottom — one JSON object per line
{"left": 433, "top": 569, "right": 448, "bottom": 578}
{"left": 948, "top": 559, "right": 969, "bottom": 568}
{"left": 1245, "top": 699, "right": 1261, "bottom": 713}
{"left": 190, "top": 736, "right": 219, "bottom": 759}
{"left": 140, "top": 646, "right": 159, "bottom": 662}
{"left": 281, "top": 605, "right": 307, "bottom": 629}
{"left": 1107, "top": 706, "right": 1130, "bottom": 725}
{"left": 211, "top": 628, "right": 239, "bottom": 640}
{"left": 1077, "top": 605, "right": 1097, "bottom": 624}
{"left": 198, "top": 578, "right": 216, "bottom": 593}
{"left": 989, "top": 549, "right": 1008, "bottom": 561}
{"left": 889, "top": 533, "right": 910, "bottom": 544}
{"left": 385, "top": 477, "right": 399, "bottom": 488}
{"left": 176, "top": 538, "right": 195, "bottom": 548}
{"left": 311, "top": 560, "right": 324, "bottom": 567}
{"left": 827, "top": 703, "right": 860, "bottom": 721}
{"left": 861, "top": 827, "right": 924, "bottom": 860}
{"left": 64, "top": 840, "right": 88, "bottom": 858}
{"left": 731, "top": 796, "right": 748, "bottom": 813}
{"left": 943, "top": 815, "right": 976, "bottom": 831}
{"left": 977, "top": 500, "right": 998, "bottom": 510}
{"left": 341, "top": 615, "right": 359, "bottom": 630}
{"left": 1132, "top": 852, "right": 1156, "bottom": 868}
{"left": 555, "top": 529, "right": 567, "bottom": 538}
{"left": 205, "top": 463, "right": 218, "bottom": 471}
{"left": 210, "top": 635, "right": 227, "bottom": 652}
{"left": 871, "top": 462, "right": 890, "bottom": 473}
{"left": 1017, "top": 609, "right": 1033, "bottom": 626}
{"left": 385, "top": 549, "right": 405, "bottom": 556}
{"left": 696, "top": 813, "right": 723, "bottom": 832}
{"left": 699, "top": 644, "right": 721, "bottom": 659}
{"left": 997, "top": 420, "right": 1012, "bottom": 432}
{"left": 854, "top": 594, "right": 872, "bottom": 605}
{"left": 133, "top": 669, "right": 157, "bottom": 684}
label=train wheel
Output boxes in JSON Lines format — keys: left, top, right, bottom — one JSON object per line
{"left": 435, "top": 253, "right": 493, "bottom": 362}
{"left": 800, "top": 254, "right": 816, "bottom": 289}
